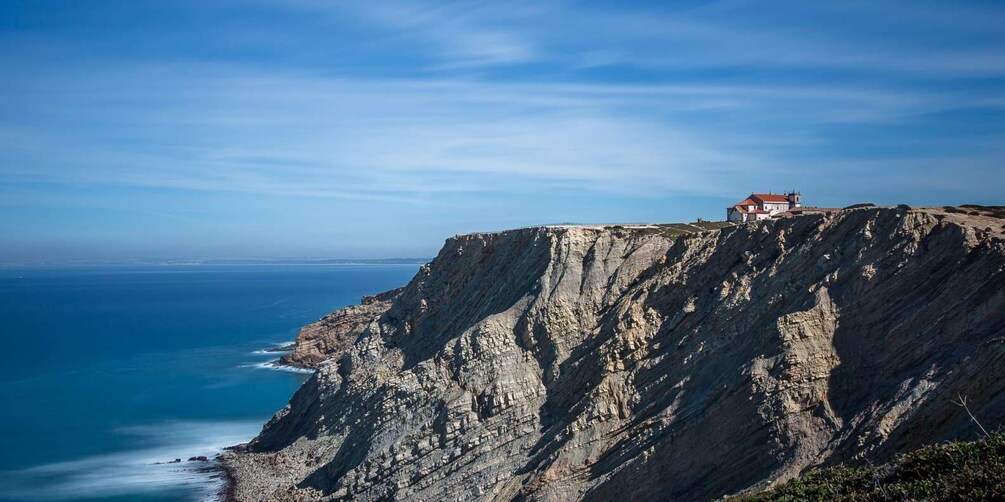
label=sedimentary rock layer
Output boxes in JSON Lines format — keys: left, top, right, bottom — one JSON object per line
{"left": 224, "top": 206, "right": 1005, "bottom": 501}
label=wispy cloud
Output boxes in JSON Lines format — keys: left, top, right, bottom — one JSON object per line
{"left": 0, "top": 0, "right": 1003, "bottom": 260}
{"left": 278, "top": 1, "right": 542, "bottom": 68}
{"left": 268, "top": 0, "right": 1005, "bottom": 77}
{"left": 2, "top": 60, "right": 1003, "bottom": 205}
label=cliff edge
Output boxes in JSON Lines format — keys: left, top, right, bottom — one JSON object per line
{"left": 223, "top": 206, "right": 1005, "bottom": 501}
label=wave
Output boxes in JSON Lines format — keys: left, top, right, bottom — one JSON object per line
{"left": 251, "top": 341, "right": 296, "bottom": 355}
{"left": 239, "top": 360, "right": 315, "bottom": 374}
{"left": 0, "top": 419, "right": 262, "bottom": 501}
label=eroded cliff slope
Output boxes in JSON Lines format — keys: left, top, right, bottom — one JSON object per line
{"left": 224, "top": 207, "right": 1005, "bottom": 501}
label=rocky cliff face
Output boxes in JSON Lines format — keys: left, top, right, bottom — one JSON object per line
{"left": 223, "top": 207, "right": 1005, "bottom": 501}
{"left": 280, "top": 287, "right": 403, "bottom": 369}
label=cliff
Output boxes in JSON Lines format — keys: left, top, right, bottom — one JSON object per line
{"left": 279, "top": 287, "right": 404, "bottom": 368}
{"left": 223, "top": 206, "right": 1005, "bottom": 501}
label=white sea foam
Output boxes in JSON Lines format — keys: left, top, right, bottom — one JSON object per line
{"left": 0, "top": 420, "right": 262, "bottom": 501}
{"left": 240, "top": 360, "right": 315, "bottom": 374}
{"left": 251, "top": 341, "right": 296, "bottom": 355}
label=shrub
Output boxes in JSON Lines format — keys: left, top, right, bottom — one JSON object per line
{"left": 733, "top": 433, "right": 1005, "bottom": 501}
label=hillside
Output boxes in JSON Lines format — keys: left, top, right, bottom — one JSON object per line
{"left": 222, "top": 206, "right": 1005, "bottom": 501}
{"left": 734, "top": 432, "right": 1005, "bottom": 501}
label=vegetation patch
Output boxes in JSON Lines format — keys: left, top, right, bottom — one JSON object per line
{"left": 958, "top": 204, "right": 1005, "bottom": 219}
{"left": 734, "top": 433, "right": 1005, "bottom": 501}
{"left": 607, "top": 221, "right": 737, "bottom": 239}
{"left": 691, "top": 221, "right": 737, "bottom": 231}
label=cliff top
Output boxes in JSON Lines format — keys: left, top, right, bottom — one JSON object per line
{"left": 451, "top": 204, "right": 1005, "bottom": 241}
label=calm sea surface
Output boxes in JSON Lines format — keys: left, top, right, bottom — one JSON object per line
{"left": 0, "top": 264, "right": 419, "bottom": 501}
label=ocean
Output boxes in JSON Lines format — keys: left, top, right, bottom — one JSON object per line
{"left": 0, "top": 264, "right": 420, "bottom": 501}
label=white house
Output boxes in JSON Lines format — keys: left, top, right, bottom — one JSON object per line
{"left": 727, "top": 192, "right": 802, "bottom": 222}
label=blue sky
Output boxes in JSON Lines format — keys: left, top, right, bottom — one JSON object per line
{"left": 1, "top": 1, "right": 1004, "bottom": 262}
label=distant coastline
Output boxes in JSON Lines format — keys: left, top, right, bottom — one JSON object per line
{"left": 0, "top": 258, "right": 431, "bottom": 268}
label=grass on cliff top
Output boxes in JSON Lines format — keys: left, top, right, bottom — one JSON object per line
{"left": 734, "top": 433, "right": 1005, "bottom": 501}
{"left": 609, "top": 221, "right": 736, "bottom": 238}
{"left": 690, "top": 221, "right": 737, "bottom": 231}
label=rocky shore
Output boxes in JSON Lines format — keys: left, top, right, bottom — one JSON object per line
{"left": 222, "top": 206, "right": 1005, "bottom": 501}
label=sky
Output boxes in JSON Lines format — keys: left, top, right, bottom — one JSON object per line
{"left": 1, "top": 1, "right": 1004, "bottom": 263}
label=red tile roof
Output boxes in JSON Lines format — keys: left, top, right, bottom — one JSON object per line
{"left": 730, "top": 205, "right": 770, "bottom": 215}
{"left": 751, "top": 193, "right": 790, "bottom": 204}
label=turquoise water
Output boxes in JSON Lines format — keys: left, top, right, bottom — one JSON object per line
{"left": 0, "top": 265, "right": 419, "bottom": 501}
